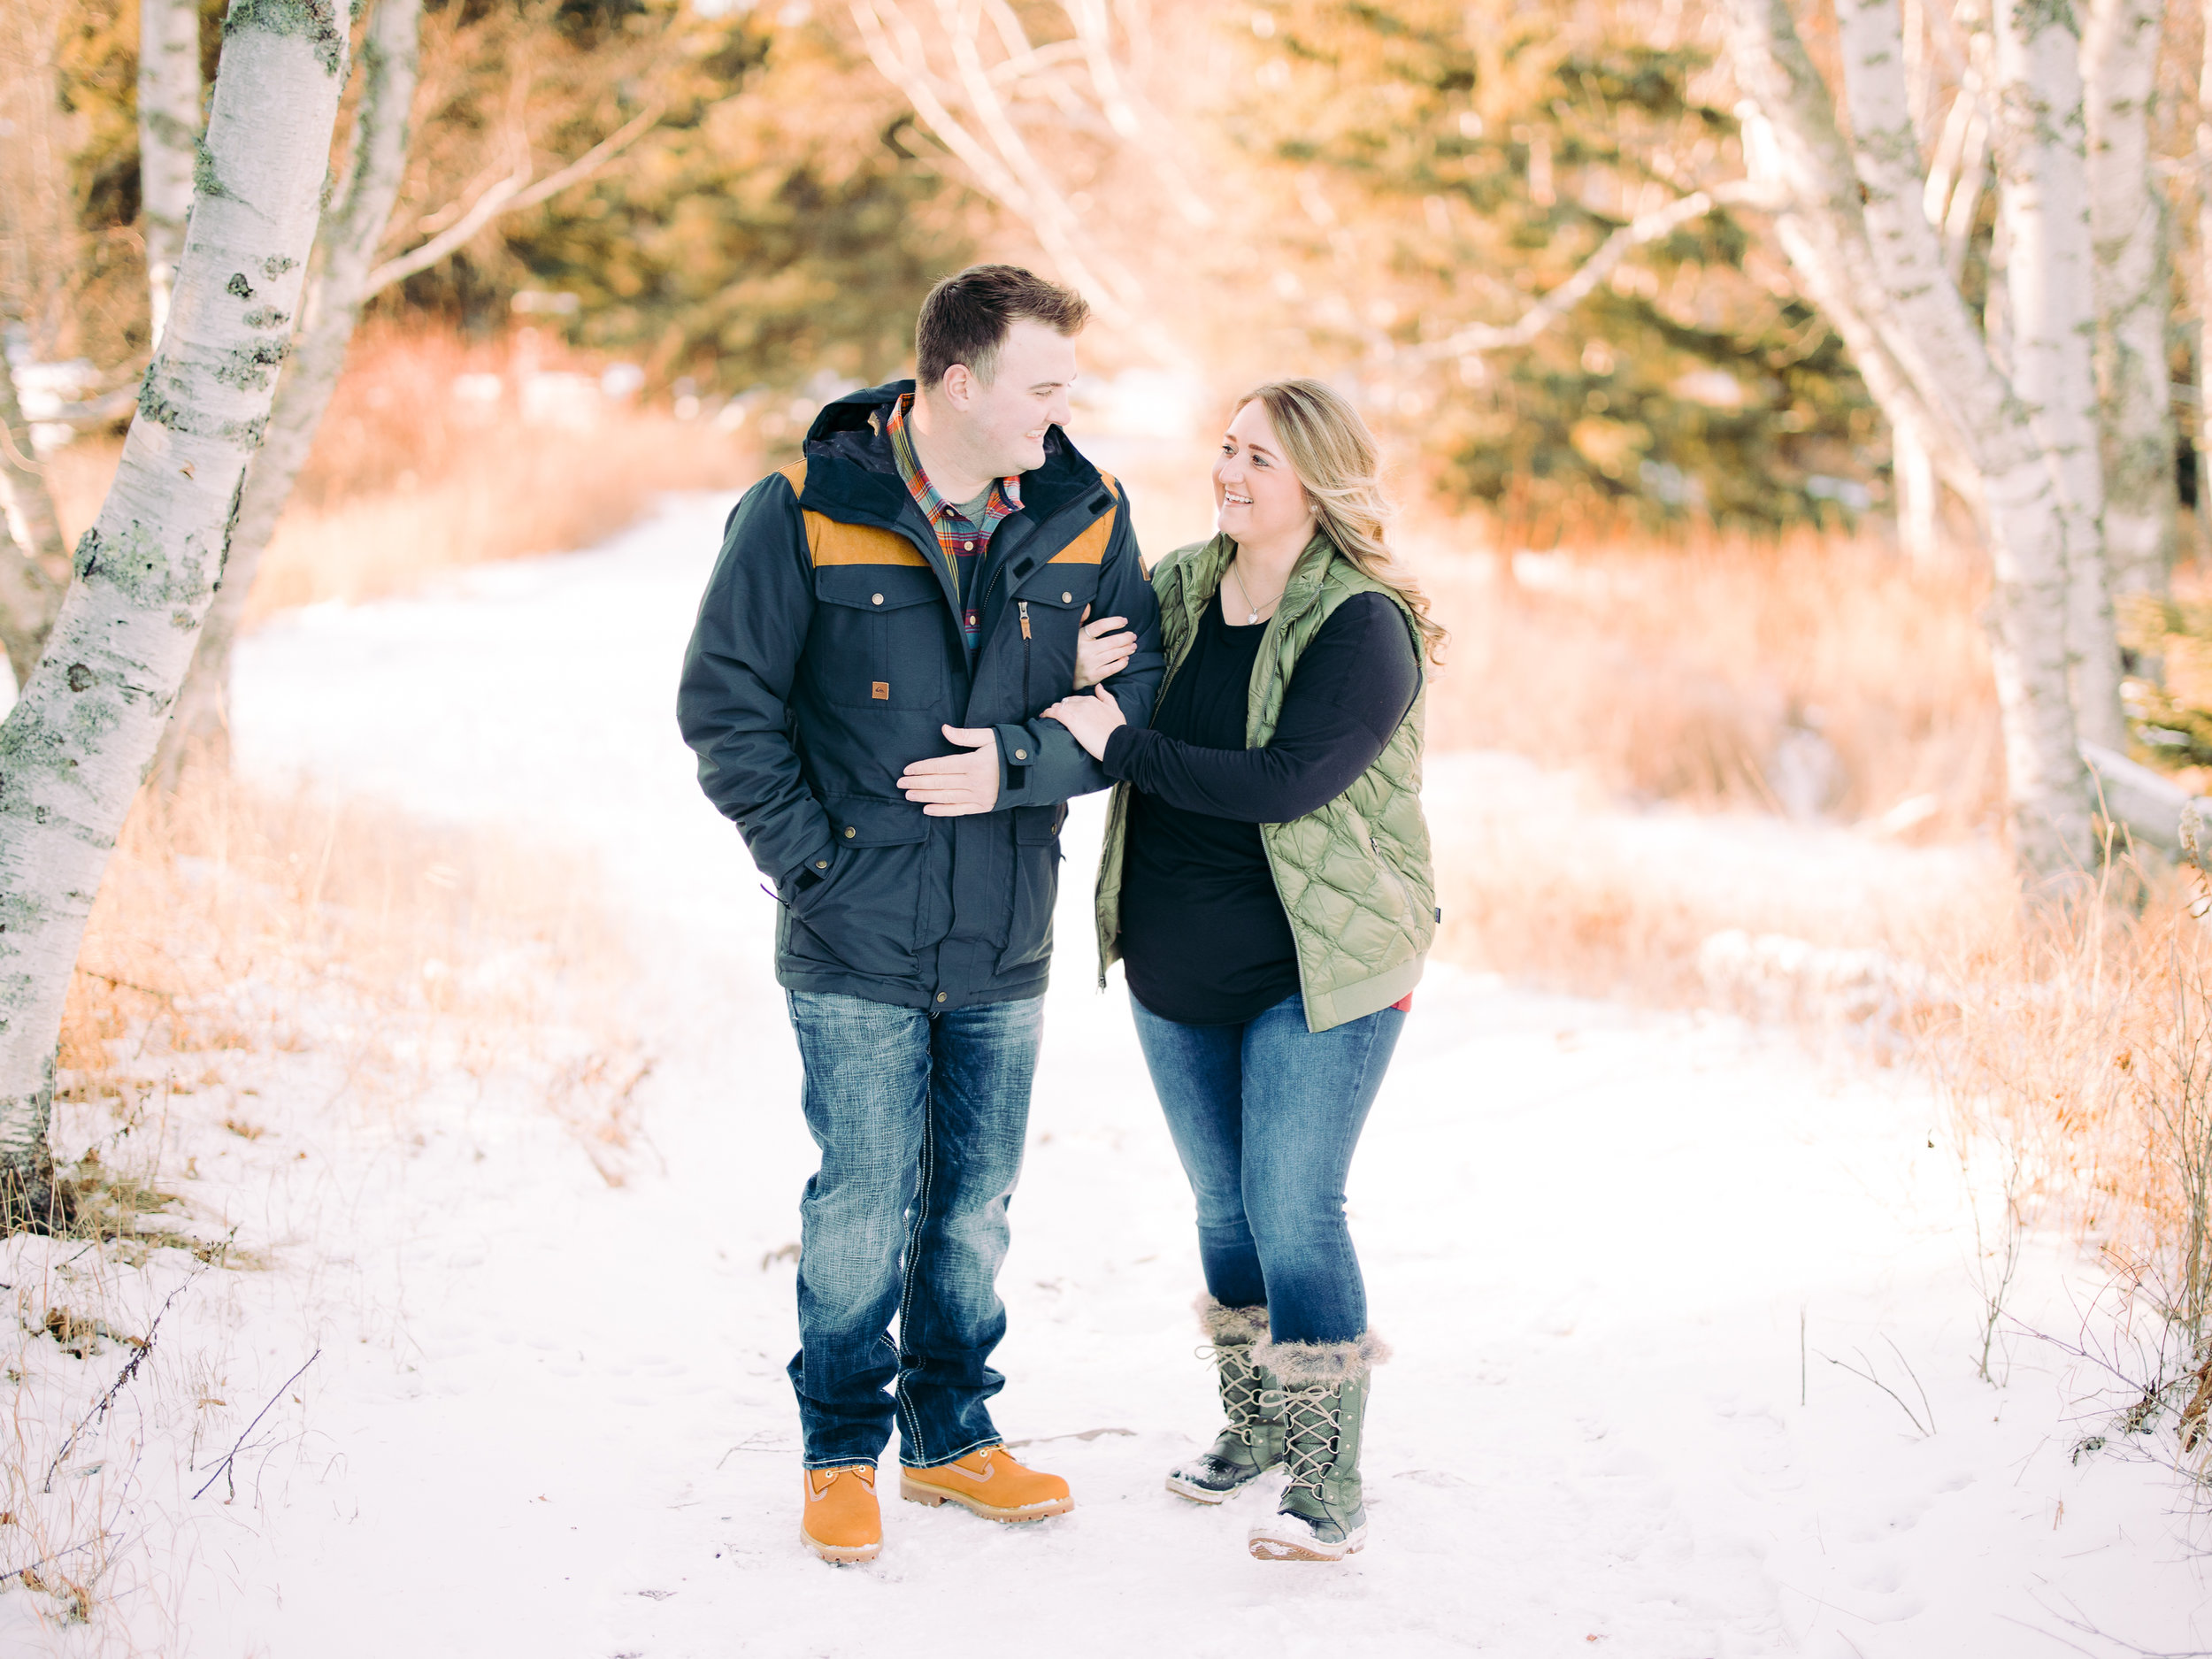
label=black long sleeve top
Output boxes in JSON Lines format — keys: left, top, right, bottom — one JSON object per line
{"left": 1104, "top": 588, "right": 1420, "bottom": 1025}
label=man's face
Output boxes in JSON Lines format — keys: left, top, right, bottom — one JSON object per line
{"left": 938, "top": 319, "right": 1079, "bottom": 477}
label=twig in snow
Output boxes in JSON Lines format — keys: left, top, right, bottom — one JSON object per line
{"left": 192, "top": 1348, "right": 319, "bottom": 1502}
{"left": 1004, "top": 1426, "right": 1135, "bottom": 1448}
{"left": 1883, "top": 1334, "right": 1937, "bottom": 1435}
{"left": 40, "top": 1272, "right": 196, "bottom": 1493}
{"left": 0, "top": 1536, "right": 104, "bottom": 1587}
{"left": 1816, "top": 1346, "right": 1933, "bottom": 1437}
{"left": 2001, "top": 1585, "right": 2212, "bottom": 1657}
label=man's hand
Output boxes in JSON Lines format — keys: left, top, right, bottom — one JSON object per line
{"left": 899, "top": 726, "right": 1001, "bottom": 816}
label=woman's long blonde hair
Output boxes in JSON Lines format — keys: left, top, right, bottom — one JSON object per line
{"left": 1236, "top": 379, "right": 1448, "bottom": 665}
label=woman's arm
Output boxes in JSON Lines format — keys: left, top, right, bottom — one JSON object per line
{"left": 1099, "top": 594, "right": 1418, "bottom": 822}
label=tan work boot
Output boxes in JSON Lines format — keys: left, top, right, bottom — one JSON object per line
{"left": 900, "top": 1446, "right": 1073, "bottom": 1522}
{"left": 799, "top": 1464, "right": 882, "bottom": 1563}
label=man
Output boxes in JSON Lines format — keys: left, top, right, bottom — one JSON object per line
{"left": 678, "top": 265, "right": 1163, "bottom": 1564}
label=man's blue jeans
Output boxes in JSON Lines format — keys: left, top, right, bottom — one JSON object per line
{"left": 784, "top": 990, "right": 1041, "bottom": 1470}
{"left": 1131, "top": 990, "right": 1404, "bottom": 1345}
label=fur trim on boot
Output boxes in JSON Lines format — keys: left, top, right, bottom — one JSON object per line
{"left": 1168, "top": 1295, "right": 1283, "bottom": 1504}
{"left": 1253, "top": 1330, "right": 1391, "bottom": 1386}
{"left": 1195, "top": 1294, "right": 1270, "bottom": 1347}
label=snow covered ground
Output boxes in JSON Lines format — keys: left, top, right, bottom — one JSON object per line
{"left": 7, "top": 492, "right": 2210, "bottom": 1655}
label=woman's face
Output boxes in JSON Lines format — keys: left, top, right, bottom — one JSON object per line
{"left": 1213, "top": 400, "right": 1310, "bottom": 547}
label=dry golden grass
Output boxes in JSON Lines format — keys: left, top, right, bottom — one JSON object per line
{"left": 60, "top": 763, "right": 646, "bottom": 1177}
{"left": 1924, "top": 866, "right": 2212, "bottom": 1407}
{"left": 246, "top": 326, "right": 759, "bottom": 618}
{"left": 43, "top": 324, "right": 761, "bottom": 618}
{"left": 1412, "top": 523, "right": 2002, "bottom": 833}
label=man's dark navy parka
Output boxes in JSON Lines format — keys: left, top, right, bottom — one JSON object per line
{"left": 678, "top": 380, "right": 1164, "bottom": 1010}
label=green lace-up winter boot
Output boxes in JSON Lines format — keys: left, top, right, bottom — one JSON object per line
{"left": 1245, "top": 1331, "right": 1388, "bottom": 1561}
{"left": 1165, "top": 1296, "right": 1284, "bottom": 1503}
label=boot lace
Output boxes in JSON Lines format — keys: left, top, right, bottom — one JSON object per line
{"left": 1268, "top": 1382, "right": 1341, "bottom": 1495}
{"left": 1202, "top": 1342, "right": 1274, "bottom": 1445}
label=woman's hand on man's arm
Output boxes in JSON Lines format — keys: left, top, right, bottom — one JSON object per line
{"left": 1071, "top": 606, "right": 1138, "bottom": 690}
{"left": 1040, "top": 686, "right": 1127, "bottom": 761}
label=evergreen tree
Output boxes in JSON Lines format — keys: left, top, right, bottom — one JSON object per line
{"left": 1232, "top": 0, "right": 1875, "bottom": 529}
{"left": 35, "top": 0, "right": 968, "bottom": 391}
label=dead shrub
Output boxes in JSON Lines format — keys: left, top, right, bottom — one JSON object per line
{"left": 1409, "top": 521, "right": 2001, "bottom": 834}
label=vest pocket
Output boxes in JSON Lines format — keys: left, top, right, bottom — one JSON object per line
{"left": 996, "top": 803, "right": 1065, "bottom": 974}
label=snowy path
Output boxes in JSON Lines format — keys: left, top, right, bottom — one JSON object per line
{"left": 212, "top": 495, "right": 2211, "bottom": 1657}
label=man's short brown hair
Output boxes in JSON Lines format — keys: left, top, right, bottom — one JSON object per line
{"left": 915, "top": 265, "right": 1090, "bottom": 390}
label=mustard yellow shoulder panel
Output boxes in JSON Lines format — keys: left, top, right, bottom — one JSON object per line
{"left": 776, "top": 457, "right": 929, "bottom": 568}
{"left": 1047, "top": 472, "right": 1121, "bottom": 567}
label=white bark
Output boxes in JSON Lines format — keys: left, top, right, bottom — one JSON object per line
{"left": 159, "top": 0, "right": 423, "bottom": 781}
{"left": 1988, "top": 0, "right": 2124, "bottom": 750}
{"left": 1942, "top": 103, "right": 1990, "bottom": 282}
{"left": 0, "top": 0, "right": 348, "bottom": 1222}
{"left": 1893, "top": 412, "right": 1940, "bottom": 561}
{"left": 2082, "top": 0, "right": 2174, "bottom": 604}
{"left": 0, "top": 348, "right": 64, "bottom": 574}
{"left": 137, "top": 0, "right": 201, "bottom": 346}
{"left": 0, "top": 349, "right": 66, "bottom": 685}
{"left": 1724, "top": 0, "right": 2094, "bottom": 877}
{"left": 2201, "top": 0, "right": 2212, "bottom": 563}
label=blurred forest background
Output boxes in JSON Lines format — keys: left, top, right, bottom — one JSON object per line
{"left": 13, "top": 0, "right": 2212, "bottom": 852}
{"left": 4, "top": 0, "right": 1914, "bottom": 535}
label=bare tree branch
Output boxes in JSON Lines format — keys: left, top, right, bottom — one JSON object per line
{"left": 1060, "top": 0, "right": 1213, "bottom": 227}
{"left": 852, "top": 0, "right": 1187, "bottom": 364}
{"left": 1414, "top": 180, "right": 1779, "bottom": 360}
{"left": 361, "top": 103, "right": 662, "bottom": 299}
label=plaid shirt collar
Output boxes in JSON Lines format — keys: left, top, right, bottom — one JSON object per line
{"left": 886, "top": 392, "right": 1023, "bottom": 533}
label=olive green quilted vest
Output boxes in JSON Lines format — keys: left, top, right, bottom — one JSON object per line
{"left": 1094, "top": 532, "right": 1435, "bottom": 1033}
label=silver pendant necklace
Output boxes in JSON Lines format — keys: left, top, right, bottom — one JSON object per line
{"left": 1225, "top": 562, "right": 1272, "bottom": 625}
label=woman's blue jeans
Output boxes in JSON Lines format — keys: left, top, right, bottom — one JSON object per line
{"left": 784, "top": 990, "right": 1041, "bottom": 1470}
{"left": 1131, "top": 990, "right": 1404, "bottom": 1345}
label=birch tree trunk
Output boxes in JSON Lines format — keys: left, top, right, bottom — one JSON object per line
{"left": 2201, "top": 0, "right": 2212, "bottom": 565}
{"left": 0, "top": 355, "right": 64, "bottom": 572}
{"left": 1724, "top": 0, "right": 2096, "bottom": 877}
{"left": 1893, "top": 414, "right": 1941, "bottom": 562}
{"left": 0, "top": 0, "right": 349, "bottom": 1225}
{"left": 2083, "top": 0, "right": 2177, "bottom": 605}
{"left": 1987, "top": 0, "right": 2126, "bottom": 751}
{"left": 0, "top": 348, "right": 67, "bottom": 687}
{"left": 137, "top": 0, "right": 202, "bottom": 347}
{"left": 157, "top": 0, "right": 421, "bottom": 783}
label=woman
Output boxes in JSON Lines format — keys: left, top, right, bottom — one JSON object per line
{"left": 1045, "top": 379, "right": 1441, "bottom": 1563}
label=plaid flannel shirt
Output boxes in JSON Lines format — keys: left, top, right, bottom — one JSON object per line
{"left": 886, "top": 392, "right": 1021, "bottom": 655}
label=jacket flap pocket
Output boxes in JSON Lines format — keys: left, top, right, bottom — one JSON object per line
{"left": 1013, "top": 803, "right": 1065, "bottom": 844}
{"left": 1015, "top": 568, "right": 1100, "bottom": 610}
{"left": 817, "top": 565, "right": 941, "bottom": 611}
{"left": 825, "top": 795, "right": 931, "bottom": 847}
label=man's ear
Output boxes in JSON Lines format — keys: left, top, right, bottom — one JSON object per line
{"left": 939, "top": 363, "right": 975, "bottom": 409}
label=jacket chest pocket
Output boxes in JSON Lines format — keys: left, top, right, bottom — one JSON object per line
{"left": 810, "top": 566, "right": 949, "bottom": 712}
{"left": 1010, "top": 569, "right": 1102, "bottom": 710}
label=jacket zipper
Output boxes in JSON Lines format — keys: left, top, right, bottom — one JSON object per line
{"left": 1018, "top": 600, "right": 1032, "bottom": 711}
